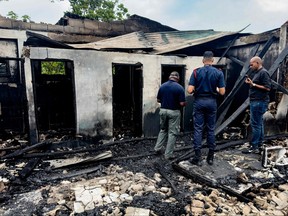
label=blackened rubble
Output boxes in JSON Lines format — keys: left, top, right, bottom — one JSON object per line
{"left": 0, "top": 130, "right": 288, "bottom": 215}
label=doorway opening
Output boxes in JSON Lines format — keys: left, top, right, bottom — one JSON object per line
{"left": 0, "top": 57, "right": 28, "bottom": 134}
{"left": 112, "top": 63, "right": 143, "bottom": 138}
{"left": 32, "top": 60, "right": 76, "bottom": 134}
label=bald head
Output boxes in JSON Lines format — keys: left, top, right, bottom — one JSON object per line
{"left": 250, "top": 56, "right": 263, "bottom": 71}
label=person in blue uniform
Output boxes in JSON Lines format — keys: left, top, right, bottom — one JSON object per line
{"left": 187, "top": 51, "right": 226, "bottom": 166}
{"left": 242, "top": 56, "right": 271, "bottom": 154}
{"left": 154, "top": 71, "right": 186, "bottom": 160}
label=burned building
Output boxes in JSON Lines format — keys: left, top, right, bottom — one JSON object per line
{"left": 0, "top": 14, "right": 287, "bottom": 145}
{"left": 0, "top": 14, "right": 288, "bottom": 216}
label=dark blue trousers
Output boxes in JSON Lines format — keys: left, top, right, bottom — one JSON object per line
{"left": 193, "top": 97, "right": 217, "bottom": 151}
{"left": 250, "top": 100, "right": 268, "bottom": 149}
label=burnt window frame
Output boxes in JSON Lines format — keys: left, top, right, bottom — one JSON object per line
{"left": 0, "top": 59, "right": 11, "bottom": 77}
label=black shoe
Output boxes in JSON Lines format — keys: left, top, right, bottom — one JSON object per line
{"left": 165, "top": 155, "right": 176, "bottom": 160}
{"left": 206, "top": 157, "right": 213, "bottom": 165}
{"left": 155, "top": 150, "right": 162, "bottom": 155}
{"left": 206, "top": 150, "right": 214, "bottom": 165}
{"left": 190, "top": 158, "right": 202, "bottom": 166}
{"left": 242, "top": 147, "right": 260, "bottom": 154}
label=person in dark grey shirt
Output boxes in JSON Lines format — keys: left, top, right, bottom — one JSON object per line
{"left": 242, "top": 56, "right": 271, "bottom": 154}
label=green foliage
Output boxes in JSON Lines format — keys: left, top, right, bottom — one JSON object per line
{"left": 68, "top": 0, "right": 129, "bottom": 21}
{"left": 7, "top": 11, "right": 18, "bottom": 20}
{"left": 21, "top": 15, "right": 31, "bottom": 22}
{"left": 41, "top": 61, "right": 66, "bottom": 75}
{"left": 1, "top": 0, "right": 129, "bottom": 22}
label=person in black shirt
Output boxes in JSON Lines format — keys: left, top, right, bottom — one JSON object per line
{"left": 242, "top": 56, "right": 271, "bottom": 154}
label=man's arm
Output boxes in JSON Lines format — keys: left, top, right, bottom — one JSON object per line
{"left": 180, "top": 101, "right": 186, "bottom": 107}
{"left": 187, "top": 85, "right": 195, "bottom": 94}
{"left": 217, "top": 87, "right": 225, "bottom": 95}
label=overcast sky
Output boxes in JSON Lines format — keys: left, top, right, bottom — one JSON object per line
{"left": 0, "top": 0, "right": 287, "bottom": 34}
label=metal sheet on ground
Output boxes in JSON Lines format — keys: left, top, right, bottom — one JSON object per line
{"left": 178, "top": 144, "right": 271, "bottom": 194}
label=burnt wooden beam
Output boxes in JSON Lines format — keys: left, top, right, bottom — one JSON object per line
{"left": 271, "top": 80, "right": 288, "bottom": 95}
{"left": 23, "top": 146, "right": 109, "bottom": 158}
{"left": 1, "top": 140, "right": 52, "bottom": 160}
{"left": 217, "top": 35, "right": 239, "bottom": 64}
{"left": 227, "top": 55, "right": 245, "bottom": 66}
{"left": 18, "top": 158, "right": 41, "bottom": 179}
{"left": 217, "top": 24, "right": 252, "bottom": 64}
{"left": 23, "top": 137, "right": 156, "bottom": 159}
{"left": 216, "top": 44, "right": 259, "bottom": 127}
{"left": 154, "top": 162, "right": 177, "bottom": 193}
{"left": 47, "top": 165, "right": 102, "bottom": 181}
{"left": 0, "top": 146, "right": 20, "bottom": 151}
{"left": 215, "top": 98, "right": 250, "bottom": 136}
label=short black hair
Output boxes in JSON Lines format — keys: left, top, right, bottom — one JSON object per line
{"left": 203, "top": 51, "right": 214, "bottom": 58}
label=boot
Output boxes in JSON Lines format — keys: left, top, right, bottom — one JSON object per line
{"left": 190, "top": 149, "right": 202, "bottom": 166}
{"left": 206, "top": 150, "right": 214, "bottom": 165}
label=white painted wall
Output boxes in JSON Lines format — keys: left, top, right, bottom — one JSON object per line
{"left": 28, "top": 47, "right": 205, "bottom": 137}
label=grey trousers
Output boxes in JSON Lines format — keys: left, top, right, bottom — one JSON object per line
{"left": 154, "top": 108, "right": 181, "bottom": 159}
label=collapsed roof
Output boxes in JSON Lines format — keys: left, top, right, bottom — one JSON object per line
{"left": 70, "top": 29, "right": 247, "bottom": 55}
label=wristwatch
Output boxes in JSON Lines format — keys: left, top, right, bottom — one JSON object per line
{"left": 252, "top": 83, "right": 256, "bottom": 87}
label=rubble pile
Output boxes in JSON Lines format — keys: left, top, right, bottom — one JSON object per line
{"left": 0, "top": 132, "right": 288, "bottom": 215}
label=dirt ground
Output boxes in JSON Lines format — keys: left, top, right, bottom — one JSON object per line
{"left": 0, "top": 131, "right": 288, "bottom": 215}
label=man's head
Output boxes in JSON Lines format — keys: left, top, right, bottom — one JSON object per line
{"left": 250, "top": 56, "right": 263, "bottom": 71}
{"left": 169, "top": 71, "right": 180, "bottom": 81}
{"left": 203, "top": 51, "right": 214, "bottom": 65}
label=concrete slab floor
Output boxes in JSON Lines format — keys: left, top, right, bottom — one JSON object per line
{"left": 178, "top": 143, "right": 273, "bottom": 194}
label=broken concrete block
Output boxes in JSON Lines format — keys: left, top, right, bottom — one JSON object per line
{"left": 242, "top": 204, "right": 251, "bottom": 215}
{"left": 74, "top": 201, "right": 85, "bottom": 213}
{"left": 192, "top": 199, "right": 204, "bottom": 208}
{"left": 119, "top": 193, "right": 133, "bottom": 202}
{"left": 125, "top": 207, "right": 150, "bottom": 216}
{"left": 278, "top": 183, "right": 288, "bottom": 191}
{"left": 0, "top": 181, "right": 5, "bottom": 192}
{"left": 254, "top": 196, "right": 268, "bottom": 208}
{"left": 262, "top": 146, "right": 288, "bottom": 167}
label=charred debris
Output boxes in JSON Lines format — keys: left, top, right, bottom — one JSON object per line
{"left": 0, "top": 127, "right": 288, "bottom": 215}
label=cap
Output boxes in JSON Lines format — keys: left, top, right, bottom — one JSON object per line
{"left": 169, "top": 71, "right": 180, "bottom": 80}
{"left": 203, "top": 51, "right": 214, "bottom": 58}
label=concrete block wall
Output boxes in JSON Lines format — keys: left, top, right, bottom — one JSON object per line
{"left": 0, "top": 16, "right": 155, "bottom": 37}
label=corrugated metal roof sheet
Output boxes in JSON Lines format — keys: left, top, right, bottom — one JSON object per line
{"left": 70, "top": 30, "right": 237, "bottom": 54}
{"left": 70, "top": 31, "right": 153, "bottom": 50}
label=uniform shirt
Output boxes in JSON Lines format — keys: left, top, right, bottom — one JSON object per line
{"left": 189, "top": 65, "right": 225, "bottom": 98}
{"left": 157, "top": 80, "right": 185, "bottom": 110}
{"left": 249, "top": 68, "right": 271, "bottom": 102}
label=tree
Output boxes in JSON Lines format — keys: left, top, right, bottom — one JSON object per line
{"left": 7, "top": 11, "right": 18, "bottom": 20}
{"left": 21, "top": 15, "right": 31, "bottom": 22}
{"left": 1, "top": 0, "right": 129, "bottom": 22}
{"left": 68, "top": 0, "right": 129, "bottom": 22}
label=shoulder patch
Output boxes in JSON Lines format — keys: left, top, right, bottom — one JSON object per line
{"left": 193, "top": 68, "right": 199, "bottom": 79}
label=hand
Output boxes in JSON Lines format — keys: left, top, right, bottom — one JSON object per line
{"left": 245, "top": 77, "right": 253, "bottom": 86}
